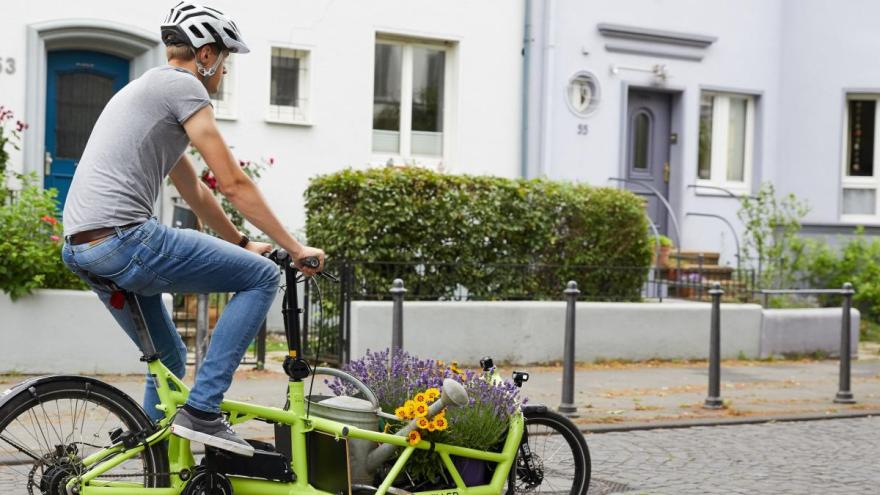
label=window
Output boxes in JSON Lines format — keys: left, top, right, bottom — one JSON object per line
{"left": 697, "top": 92, "right": 755, "bottom": 191}
{"left": 268, "top": 46, "right": 310, "bottom": 124}
{"left": 211, "top": 54, "right": 235, "bottom": 119}
{"left": 372, "top": 38, "right": 449, "bottom": 159}
{"left": 842, "top": 97, "right": 880, "bottom": 217}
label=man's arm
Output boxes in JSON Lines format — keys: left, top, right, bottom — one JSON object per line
{"left": 182, "top": 105, "right": 324, "bottom": 272}
{"left": 169, "top": 154, "right": 241, "bottom": 243}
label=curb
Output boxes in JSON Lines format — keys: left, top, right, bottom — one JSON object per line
{"left": 580, "top": 409, "right": 880, "bottom": 434}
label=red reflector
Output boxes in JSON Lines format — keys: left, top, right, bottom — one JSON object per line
{"left": 110, "top": 291, "right": 126, "bottom": 310}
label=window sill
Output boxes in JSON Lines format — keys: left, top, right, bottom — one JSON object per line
{"left": 840, "top": 214, "right": 880, "bottom": 224}
{"left": 692, "top": 181, "right": 751, "bottom": 198}
{"left": 369, "top": 154, "right": 443, "bottom": 168}
{"left": 264, "top": 117, "right": 313, "bottom": 127}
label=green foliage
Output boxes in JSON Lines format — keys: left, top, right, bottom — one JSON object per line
{"left": 0, "top": 174, "right": 87, "bottom": 300}
{"left": 796, "top": 228, "right": 880, "bottom": 322}
{"left": 657, "top": 235, "right": 674, "bottom": 248}
{"left": 0, "top": 106, "right": 28, "bottom": 206}
{"left": 305, "top": 167, "right": 652, "bottom": 300}
{"left": 738, "top": 182, "right": 809, "bottom": 289}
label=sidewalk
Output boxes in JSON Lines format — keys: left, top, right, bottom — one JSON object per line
{"left": 2, "top": 350, "right": 878, "bottom": 438}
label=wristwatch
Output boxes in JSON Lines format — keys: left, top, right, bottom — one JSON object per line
{"left": 237, "top": 234, "right": 250, "bottom": 248}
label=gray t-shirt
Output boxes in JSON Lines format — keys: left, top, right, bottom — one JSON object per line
{"left": 63, "top": 65, "right": 211, "bottom": 236}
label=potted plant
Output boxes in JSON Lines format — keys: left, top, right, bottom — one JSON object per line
{"left": 652, "top": 235, "right": 674, "bottom": 267}
{"left": 327, "top": 349, "right": 520, "bottom": 488}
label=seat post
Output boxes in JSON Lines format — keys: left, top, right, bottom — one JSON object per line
{"left": 124, "top": 291, "right": 160, "bottom": 362}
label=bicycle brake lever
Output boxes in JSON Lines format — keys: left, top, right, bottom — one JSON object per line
{"left": 319, "top": 271, "right": 340, "bottom": 283}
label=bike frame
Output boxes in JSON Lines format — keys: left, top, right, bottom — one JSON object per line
{"left": 68, "top": 254, "right": 524, "bottom": 495}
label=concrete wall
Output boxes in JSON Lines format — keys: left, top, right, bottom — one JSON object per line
{"left": 0, "top": 289, "right": 168, "bottom": 374}
{"left": 761, "top": 308, "right": 859, "bottom": 359}
{"left": 350, "top": 301, "right": 859, "bottom": 365}
{"left": 0, "top": 0, "right": 524, "bottom": 233}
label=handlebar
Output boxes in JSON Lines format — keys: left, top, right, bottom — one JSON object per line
{"left": 264, "top": 249, "right": 338, "bottom": 282}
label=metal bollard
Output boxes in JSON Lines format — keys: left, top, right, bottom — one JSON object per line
{"left": 195, "top": 293, "right": 209, "bottom": 375}
{"left": 390, "top": 279, "right": 406, "bottom": 352}
{"left": 558, "top": 281, "right": 580, "bottom": 417}
{"left": 703, "top": 283, "right": 724, "bottom": 409}
{"left": 834, "top": 282, "right": 856, "bottom": 404}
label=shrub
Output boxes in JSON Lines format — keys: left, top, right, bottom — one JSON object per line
{"left": 305, "top": 167, "right": 652, "bottom": 300}
{"left": 0, "top": 174, "right": 87, "bottom": 300}
{"left": 797, "top": 229, "right": 880, "bottom": 322}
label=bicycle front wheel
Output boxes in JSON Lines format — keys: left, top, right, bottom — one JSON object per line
{"left": 507, "top": 408, "right": 590, "bottom": 495}
{"left": 0, "top": 376, "right": 169, "bottom": 494}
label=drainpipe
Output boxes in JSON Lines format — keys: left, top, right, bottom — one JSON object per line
{"left": 538, "top": 0, "right": 556, "bottom": 177}
{"left": 520, "top": 0, "right": 532, "bottom": 178}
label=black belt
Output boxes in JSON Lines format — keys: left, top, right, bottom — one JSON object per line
{"left": 68, "top": 222, "right": 141, "bottom": 246}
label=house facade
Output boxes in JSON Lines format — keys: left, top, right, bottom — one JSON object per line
{"left": 2, "top": 0, "right": 879, "bottom": 269}
{"left": 526, "top": 0, "right": 880, "bottom": 265}
{"left": 0, "top": 0, "right": 524, "bottom": 232}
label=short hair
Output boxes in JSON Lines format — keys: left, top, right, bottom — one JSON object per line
{"left": 166, "top": 44, "right": 195, "bottom": 61}
{"left": 165, "top": 43, "right": 223, "bottom": 62}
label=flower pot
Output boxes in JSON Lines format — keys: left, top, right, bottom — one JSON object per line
{"left": 652, "top": 245, "right": 671, "bottom": 267}
{"left": 451, "top": 456, "right": 489, "bottom": 486}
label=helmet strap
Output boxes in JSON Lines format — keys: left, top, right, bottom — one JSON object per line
{"left": 191, "top": 46, "right": 226, "bottom": 79}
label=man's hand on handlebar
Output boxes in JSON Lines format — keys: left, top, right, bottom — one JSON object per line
{"left": 291, "top": 245, "right": 325, "bottom": 277}
{"left": 245, "top": 241, "right": 273, "bottom": 256}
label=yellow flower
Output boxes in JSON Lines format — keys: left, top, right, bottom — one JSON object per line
{"left": 435, "top": 408, "right": 447, "bottom": 419}
{"left": 414, "top": 391, "right": 428, "bottom": 404}
{"left": 436, "top": 360, "right": 445, "bottom": 367}
{"left": 427, "top": 421, "right": 437, "bottom": 432}
{"left": 384, "top": 423, "right": 392, "bottom": 433}
{"left": 425, "top": 388, "right": 440, "bottom": 401}
{"left": 433, "top": 416, "right": 448, "bottom": 431}
{"left": 395, "top": 406, "right": 408, "bottom": 420}
{"left": 404, "top": 400, "right": 416, "bottom": 418}
{"left": 414, "top": 402, "right": 429, "bottom": 418}
{"left": 408, "top": 430, "right": 421, "bottom": 446}
{"left": 416, "top": 417, "right": 430, "bottom": 430}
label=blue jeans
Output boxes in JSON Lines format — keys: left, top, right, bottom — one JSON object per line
{"left": 61, "top": 218, "right": 279, "bottom": 422}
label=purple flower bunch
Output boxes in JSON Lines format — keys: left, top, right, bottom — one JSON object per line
{"left": 328, "top": 348, "right": 520, "bottom": 423}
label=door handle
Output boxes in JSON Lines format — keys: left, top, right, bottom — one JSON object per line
{"left": 663, "top": 161, "right": 670, "bottom": 183}
{"left": 44, "top": 152, "right": 53, "bottom": 176}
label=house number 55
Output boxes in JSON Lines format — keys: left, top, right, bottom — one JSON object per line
{"left": 0, "top": 58, "right": 16, "bottom": 75}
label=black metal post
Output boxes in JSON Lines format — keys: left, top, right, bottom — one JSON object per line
{"left": 697, "top": 253, "right": 705, "bottom": 301}
{"left": 559, "top": 281, "right": 580, "bottom": 417}
{"left": 835, "top": 282, "right": 856, "bottom": 404}
{"left": 255, "top": 320, "right": 267, "bottom": 370}
{"left": 391, "top": 279, "right": 406, "bottom": 352}
{"left": 704, "top": 283, "right": 724, "bottom": 409}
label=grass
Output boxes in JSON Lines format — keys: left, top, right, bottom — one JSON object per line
{"left": 246, "top": 334, "right": 290, "bottom": 354}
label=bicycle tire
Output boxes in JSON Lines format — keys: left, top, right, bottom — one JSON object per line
{"left": 0, "top": 376, "right": 169, "bottom": 493}
{"left": 507, "top": 408, "right": 591, "bottom": 495}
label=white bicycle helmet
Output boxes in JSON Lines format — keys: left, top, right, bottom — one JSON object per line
{"left": 161, "top": 2, "right": 250, "bottom": 55}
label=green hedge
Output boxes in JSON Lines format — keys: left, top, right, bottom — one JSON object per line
{"left": 305, "top": 167, "right": 652, "bottom": 300}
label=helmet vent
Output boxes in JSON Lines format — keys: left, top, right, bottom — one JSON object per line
{"left": 223, "top": 28, "right": 239, "bottom": 41}
{"left": 179, "top": 4, "right": 195, "bottom": 11}
{"left": 188, "top": 25, "right": 204, "bottom": 39}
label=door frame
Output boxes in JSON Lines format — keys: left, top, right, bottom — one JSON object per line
{"left": 618, "top": 81, "right": 685, "bottom": 244}
{"left": 23, "top": 20, "right": 162, "bottom": 184}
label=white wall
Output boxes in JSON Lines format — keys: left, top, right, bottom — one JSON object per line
{"left": 0, "top": 0, "right": 524, "bottom": 233}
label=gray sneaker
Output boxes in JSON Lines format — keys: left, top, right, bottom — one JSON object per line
{"left": 170, "top": 409, "right": 255, "bottom": 457}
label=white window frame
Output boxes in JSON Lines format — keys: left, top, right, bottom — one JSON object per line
{"left": 211, "top": 53, "right": 236, "bottom": 120}
{"left": 696, "top": 92, "right": 756, "bottom": 195}
{"left": 265, "top": 44, "right": 312, "bottom": 126}
{"left": 840, "top": 94, "right": 880, "bottom": 222}
{"left": 371, "top": 36, "right": 454, "bottom": 167}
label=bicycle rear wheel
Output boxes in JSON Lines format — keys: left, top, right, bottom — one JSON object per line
{"left": 0, "top": 377, "right": 168, "bottom": 494}
{"left": 507, "top": 408, "right": 590, "bottom": 495}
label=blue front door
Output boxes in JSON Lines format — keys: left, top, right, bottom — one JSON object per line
{"left": 45, "top": 50, "right": 129, "bottom": 211}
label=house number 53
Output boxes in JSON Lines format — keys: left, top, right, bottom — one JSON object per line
{"left": 0, "top": 58, "right": 16, "bottom": 75}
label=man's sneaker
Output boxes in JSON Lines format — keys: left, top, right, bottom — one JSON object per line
{"left": 170, "top": 408, "right": 255, "bottom": 457}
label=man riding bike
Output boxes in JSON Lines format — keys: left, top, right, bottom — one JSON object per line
{"left": 61, "top": 2, "right": 324, "bottom": 457}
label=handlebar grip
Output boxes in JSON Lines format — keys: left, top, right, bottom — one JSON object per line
{"left": 301, "top": 256, "right": 320, "bottom": 269}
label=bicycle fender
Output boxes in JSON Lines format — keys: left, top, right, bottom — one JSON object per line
{"left": 522, "top": 403, "right": 548, "bottom": 415}
{"left": 0, "top": 375, "right": 149, "bottom": 425}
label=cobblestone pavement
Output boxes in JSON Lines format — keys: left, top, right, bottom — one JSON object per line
{"left": 586, "top": 417, "right": 880, "bottom": 494}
